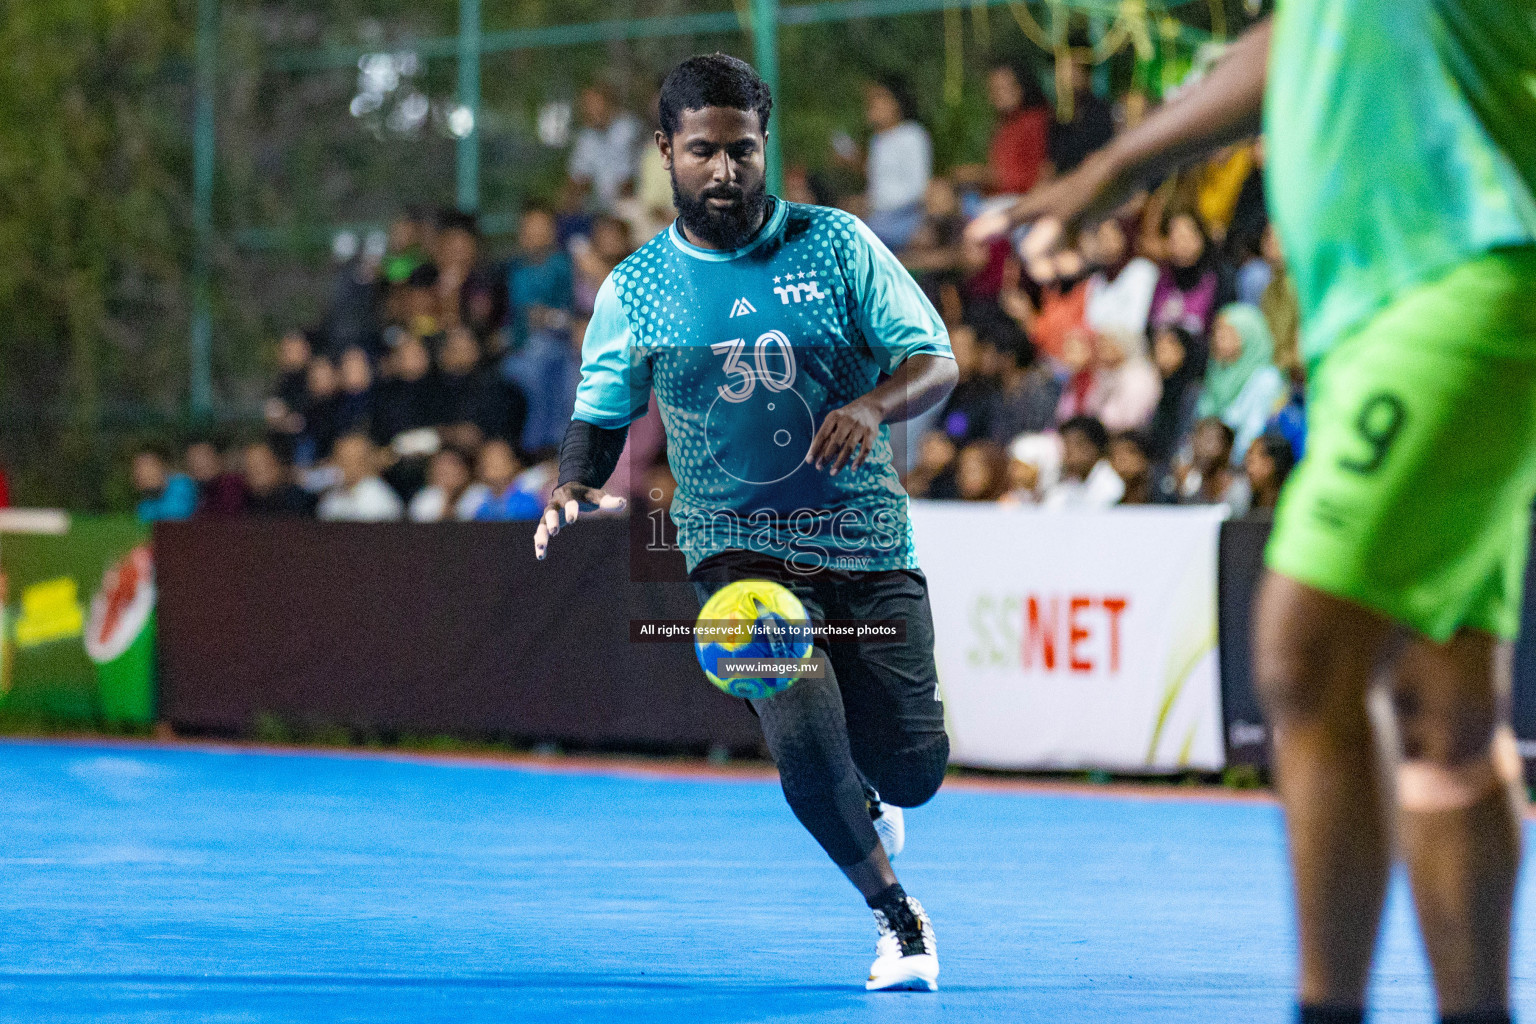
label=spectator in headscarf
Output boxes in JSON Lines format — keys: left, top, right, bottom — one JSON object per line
{"left": 1080, "top": 325, "right": 1162, "bottom": 433}
{"left": 1198, "top": 303, "right": 1287, "bottom": 464}
{"left": 1000, "top": 432, "right": 1062, "bottom": 505}
{"left": 1054, "top": 319, "right": 1162, "bottom": 432}
{"left": 1145, "top": 325, "right": 1207, "bottom": 464}
{"left": 1083, "top": 214, "right": 1160, "bottom": 340}
{"left": 1149, "top": 211, "right": 1222, "bottom": 338}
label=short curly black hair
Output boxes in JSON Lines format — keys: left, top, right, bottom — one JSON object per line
{"left": 658, "top": 53, "right": 773, "bottom": 138}
{"left": 1059, "top": 415, "right": 1109, "bottom": 454}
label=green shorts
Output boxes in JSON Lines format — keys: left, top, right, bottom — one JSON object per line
{"left": 1267, "top": 247, "right": 1536, "bottom": 641}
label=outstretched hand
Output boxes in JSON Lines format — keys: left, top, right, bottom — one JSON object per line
{"left": 963, "top": 150, "right": 1131, "bottom": 264}
{"left": 533, "top": 483, "right": 627, "bottom": 560}
{"left": 805, "top": 396, "right": 883, "bottom": 477}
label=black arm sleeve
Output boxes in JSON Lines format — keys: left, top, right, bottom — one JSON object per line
{"left": 556, "top": 418, "right": 630, "bottom": 490}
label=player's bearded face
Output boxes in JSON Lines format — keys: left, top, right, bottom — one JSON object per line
{"left": 673, "top": 173, "right": 768, "bottom": 250}
{"left": 666, "top": 108, "right": 770, "bottom": 250}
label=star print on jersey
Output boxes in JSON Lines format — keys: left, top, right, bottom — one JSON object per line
{"left": 573, "top": 199, "right": 952, "bottom": 573}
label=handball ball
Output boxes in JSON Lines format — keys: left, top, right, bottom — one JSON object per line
{"left": 695, "top": 579, "right": 815, "bottom": 699}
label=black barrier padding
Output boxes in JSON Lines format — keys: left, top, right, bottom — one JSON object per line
{"left": 1218, "top": 516, "right": 1273, "bottom": 770}
{"left": 1222, "top": 514, "right": 1536, "bottom": 778}
{"left": 154, "top": 519, "right": 762, "bottom": 751}
{"left": 1512, "top": 530, "right": 1536, "bottom": 759}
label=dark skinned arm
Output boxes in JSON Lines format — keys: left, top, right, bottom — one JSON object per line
{"left": 534, "top": 419, "right": 630, "bottom": 561}
{"left": 805, "top": 351, "right": 959, "bottom": 477}
{"left": 967, "top": 19, "right": 1271, "bottom": 242}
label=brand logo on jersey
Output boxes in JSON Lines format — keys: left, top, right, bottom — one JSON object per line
{"left": 728, "top": 297, "right": 756, "bottom": 318}
{"left": 773, "top": 271, "right": 825, "bottom": 305}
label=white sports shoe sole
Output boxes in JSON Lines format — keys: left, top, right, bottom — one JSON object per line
{"left": 866, "top": 952, "right": 939, "bottom": 992}
{"left": 872, "top": 803, "right": 904, "bottom": 861}
{"left": 866, "top": 895, "right": 938, "bottom": 992}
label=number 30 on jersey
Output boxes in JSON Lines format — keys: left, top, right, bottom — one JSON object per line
{"left": 712, "top": 331, "right": 797, "bottom": 403}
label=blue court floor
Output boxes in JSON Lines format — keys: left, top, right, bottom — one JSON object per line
{"left": 3, "top": 740, "right": 1535, "bottom": 1023}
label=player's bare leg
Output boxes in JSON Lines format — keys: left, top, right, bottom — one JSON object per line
{"left": 1393, "top": 630, "right": 1523, "bottom": 1018}
{"left": 1254, "top": 572, "right": 1394, "bottom": 1012}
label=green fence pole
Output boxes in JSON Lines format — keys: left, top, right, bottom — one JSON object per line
{"left": 191, "top": 0, "right": 218, "bottom": 417}
{"left": 457, "top": 0, "right": 482, "bottom": 212}
{"left": 1089, "top": 12, "right": 1110, "bottom": 97}
{"left": 750, "top": 0, "right": 783, "bottom": 196}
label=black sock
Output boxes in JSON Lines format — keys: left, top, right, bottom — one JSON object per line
{"left": 1298, "top": 1005, "right": 1364, "bottom": 1024}
{"left": 1441, "top": 1012, "right": 1513, "bottom": 1024}
{"left": 865, "top": 882, "right": 906, "bottom": 911}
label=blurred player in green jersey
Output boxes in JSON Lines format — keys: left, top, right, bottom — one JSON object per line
{"left": 971, "top": 4, "right": 1536, "bottom": 1022}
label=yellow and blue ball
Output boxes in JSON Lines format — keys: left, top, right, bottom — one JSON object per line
{"left": 694, "top": 579, "right": 815, "bottom": 699}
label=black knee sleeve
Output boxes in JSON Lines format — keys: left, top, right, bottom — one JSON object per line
{"left": 754, "top": 678, "right": 881, "bottom": 868}
{"left": 776, "top": 757, "right": 878, "bottom": 867}
{"left": 868, "top": 732, "right": 950, "bottom": 808}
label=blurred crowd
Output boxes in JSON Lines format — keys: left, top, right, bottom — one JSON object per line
{"left": 134, "top": 83, "right": 668, "bottom": 524}
{"left": 131, "top": 61, "right": 1303, "bottom": 525}
{"left": 874, "top": 61, "right": 1304, "bottom": 516}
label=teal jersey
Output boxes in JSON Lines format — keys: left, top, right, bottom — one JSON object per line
{"left": 574, "top": 199, "right": 952, "bottom": 574}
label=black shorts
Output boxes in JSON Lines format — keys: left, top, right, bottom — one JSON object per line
{"left": 689, "top": 551, "right": 944, "bottom": 748}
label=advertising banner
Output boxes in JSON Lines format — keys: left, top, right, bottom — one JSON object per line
{"left": 0, "top": 513, "right": 155, "bottom": 725}
{"left": 910, "top": 503, "right": 1226, "bottom": 772}
{"left": 155, "top": 519, "right": 760, "bottom": 749}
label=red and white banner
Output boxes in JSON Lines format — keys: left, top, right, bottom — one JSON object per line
{"left": 910, "top": 503, "right": 1226, "bottom": 772}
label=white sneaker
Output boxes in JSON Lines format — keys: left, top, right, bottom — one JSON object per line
{"left": 871, "top": 802, "right": 904, "bottom": 861}
{"left": 865, "top": 896, "right": 938, "bottom": 992}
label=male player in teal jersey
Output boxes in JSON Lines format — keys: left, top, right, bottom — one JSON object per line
{"left": 972, "top": 4, "right": 1536, "bottom": 1023}
{"left": 533, "top": 54, "right": 959, "bottom": 991}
